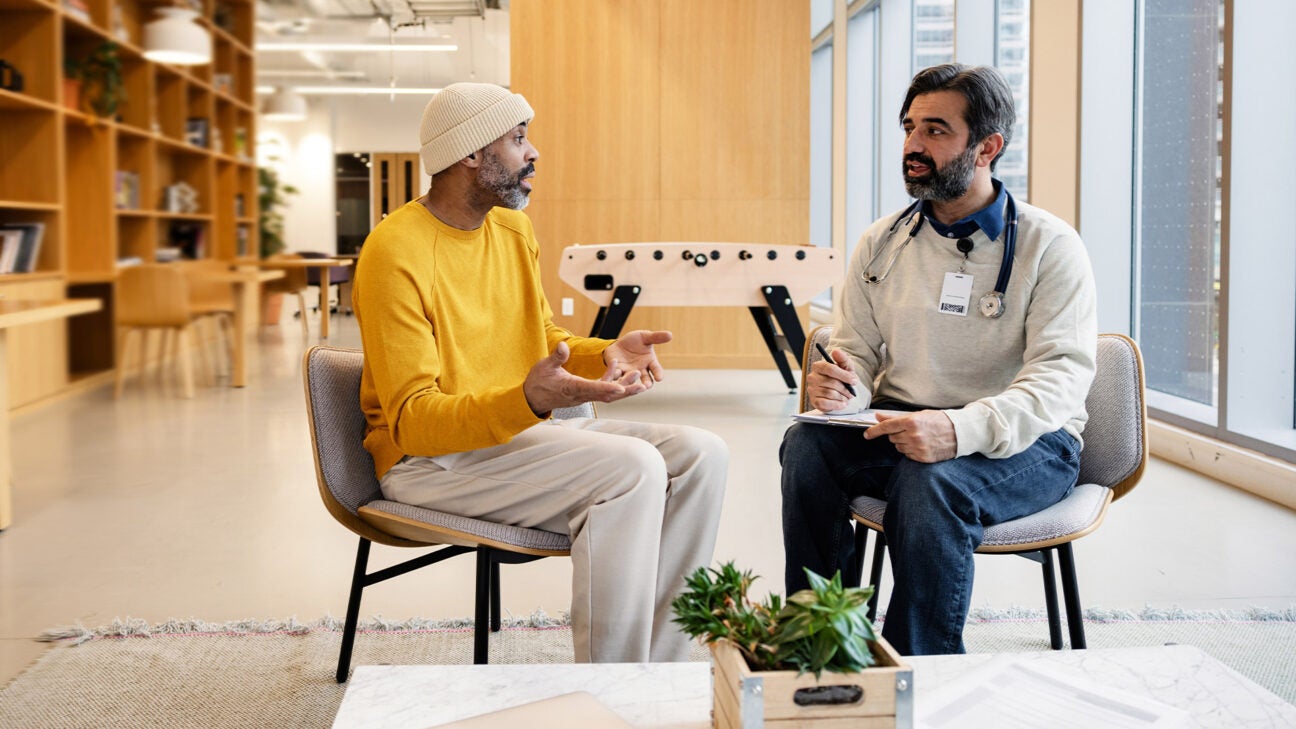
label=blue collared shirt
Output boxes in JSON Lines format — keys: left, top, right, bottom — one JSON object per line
{"left": 922, "top": 179, "right": 1008, "bottom": 241}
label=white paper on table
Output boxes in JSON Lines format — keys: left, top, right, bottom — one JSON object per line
{"left": 916, "top": 656, "right": 1189, "bottom": 729}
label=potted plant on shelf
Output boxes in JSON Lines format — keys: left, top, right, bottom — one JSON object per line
{"left": 672, "top": 562, "right": 912, "bottom": 728}
{"left": 258, "top": 164, "right": 298, "bottom": 324}
{"left": 65, "top": 41, "right": 124, "bottom": 120}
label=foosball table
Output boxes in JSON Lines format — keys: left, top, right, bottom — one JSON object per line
{"left": 558, "top": 242, "right": 843, "bottom": 389}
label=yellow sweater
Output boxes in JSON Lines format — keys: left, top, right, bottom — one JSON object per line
{"left": 353, "top": 201, "right": 611, "bottom": 479}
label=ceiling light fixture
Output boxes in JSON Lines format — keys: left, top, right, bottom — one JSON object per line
{"left": 256, "top": 86, "right": 444, "bottom": 96}
{"left": 261, "top": 86, "right": 308, "bottom": 121}
{"left": 257, "top": 70, "right": 367, "bottom": 79}
{"left": 143, "top": 7, "right": 212, "bottom": 66}
{"left": 254, "top": 42, "right": 458, "bottom": 53}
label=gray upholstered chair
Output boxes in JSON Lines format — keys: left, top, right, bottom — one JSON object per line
{"left": 800, "top": 326, "right": 1147, "bottom": 650}
{"left": 303, "top": 346, "right": 582, "bottom": 682}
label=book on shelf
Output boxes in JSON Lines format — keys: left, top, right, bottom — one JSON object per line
{"left": 63, "top": 0, "right": 91, "bottom": 23}
{"left": 0, "top": 229, "right": 22, "bottom": 274}
{"left": 0, "top": 222, "right": 45, "bottom": 273}
{"left": 156, "top": 247, "right": 182, "bottom": 263}
{"left": 235, "top": 225, "right": 250, "bottom": 257}
{"left": 115, "top": 170, "right": 141, "bottom": 209}
{"left": 185, "top": 118, "right": 210, "bottom": 148}
{"left": 116, "top": 256, "right": 143, "bottom": 268}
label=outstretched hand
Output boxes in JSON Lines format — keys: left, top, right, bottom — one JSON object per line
{"left": 603, "top": 330, "right": 672, "bottom": 388}
{"left": 523, "top": 341, "right": 649, "bottom": 416}
{"left": 864, "top": 410, "right": 957, "bottom": 463}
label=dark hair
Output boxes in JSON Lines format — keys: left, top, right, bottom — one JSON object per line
{"left": 899, "top": 64, "right": 1016, "bottom": 171}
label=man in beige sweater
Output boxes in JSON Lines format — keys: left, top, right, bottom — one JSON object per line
{"left": 781, "top": 64, "right": 1097, "bottom": 655}
{"left": 353, "top": 83, "right": 727, "bottom": 663}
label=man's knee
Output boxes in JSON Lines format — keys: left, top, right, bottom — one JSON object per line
{"left": 887, "top": 459, "right": 975, "bottom": 521}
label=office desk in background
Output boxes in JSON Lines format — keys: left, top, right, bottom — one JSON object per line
{"left": 258, "top": 259, "right": 354, "bottom": 338}
{"left": 201, "top": 268, "right": 284, "bottom": 388}
{"left": 0, "top": 298, "right": 102, "bottom": 530}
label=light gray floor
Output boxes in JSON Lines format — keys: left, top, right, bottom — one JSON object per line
{"left": 2, "top": 310, "right": 1295, "bottom": 684}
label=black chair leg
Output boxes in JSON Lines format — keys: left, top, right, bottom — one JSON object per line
{"left": 337, "top": 537, "right": 371, "bottom": 683}
{"left": 1039, "top": 549, "right": 1064, "bottom": 650}
{"left": 850, "top": 524, "right": 868, "bottom": 587}
{"left": 474, "top": 549, "right": 491, "bottom": 664}
{"left": 490, "top": 557, "right": 502, "bottom": 632}
{"left": 1057, "top": 542, "right": 1087, "bottom": 649}
{"left": 867, "top": 531, "right": 886, "bottom": 622}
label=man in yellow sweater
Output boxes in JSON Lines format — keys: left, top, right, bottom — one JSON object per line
{"left": 352, "top": 82, "right": 728, "bottom": 664}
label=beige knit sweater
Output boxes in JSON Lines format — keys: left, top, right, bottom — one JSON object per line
{"left": 832, "top": 198, "right": 1098, "bottom": 459}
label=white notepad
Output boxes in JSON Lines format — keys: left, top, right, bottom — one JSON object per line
{"left": 790, "top": 408, "right": 880, "bottom": 428}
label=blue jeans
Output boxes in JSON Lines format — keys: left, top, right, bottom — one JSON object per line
{"left": 780, "top": 421, "right": 1080, "bottom": 656}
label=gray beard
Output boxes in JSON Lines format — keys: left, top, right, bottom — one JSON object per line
{"left": 903, "top": 143, "right": 978, "bottom": 201}
{"left": 476, "top": 151, "right": 531, "bottom": 210}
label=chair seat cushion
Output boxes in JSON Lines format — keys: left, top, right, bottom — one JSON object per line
{"left": 362, "top": 499, "right": 572, "bottom": 553}
{"left": 848, "top": 482, "right": 1113, "bottom": 550}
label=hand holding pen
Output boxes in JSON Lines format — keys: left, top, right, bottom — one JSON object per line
{"left": 810, "top": 343, "right": 861, "bottom": 412}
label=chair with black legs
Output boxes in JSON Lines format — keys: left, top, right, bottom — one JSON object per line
{"left": 800, "top": 326, "right": 1147, "bottom": 650}
{"left": 303, "top": 346, "right": 579, "bottom": 682}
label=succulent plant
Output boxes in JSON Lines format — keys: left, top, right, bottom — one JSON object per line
{"left": 672, "top": 561, "right": 878, "bottom": 678}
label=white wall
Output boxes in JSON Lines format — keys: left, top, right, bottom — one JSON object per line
{"left": 258, "top": 102, "right": 338, "bottom": 254}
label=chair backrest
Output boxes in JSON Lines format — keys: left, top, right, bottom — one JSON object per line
{"left": 180, "top": 259, "right": 236, "bottom": 312}
{"left": 117, "top": 264, "right": 191, "bottom": 327}
{"left": 798, "top": 327, "right": 1147, "bottom": 500}
{"left": 1079, "top": 333, "right": 1147, "bottom": 500}
{"left": 302, "top": 346, "right": 597, "bottom": 545}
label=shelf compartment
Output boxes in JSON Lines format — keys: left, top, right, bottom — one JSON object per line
{"left": 67, "top": 280, "right": 115, "bottom": 376}
{"left": 0, "top": 107, "right": 61, "bottom": 205}
{"left": 0, "top": 4, "right": 58, "bottom": 104}
{"left": 0, "top": 207, "right": 60, "bottom": 275}
{"left": 116, "top": 212, "right": 151, "bottom": 262}
{"left": 63, "top": 120, "right": 114, "bottom": 274}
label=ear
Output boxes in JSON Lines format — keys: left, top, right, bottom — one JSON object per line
{"left": 461, "top": 151, "right": 481, "bottom": 169}
{"left": 976, "top": 133, "right": 1005, "bottom": 169}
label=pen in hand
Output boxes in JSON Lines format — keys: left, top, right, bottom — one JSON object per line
{"left": 814, "top": 342, "right": 858, "bottom": 397}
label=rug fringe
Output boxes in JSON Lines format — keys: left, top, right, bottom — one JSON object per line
{"left": 964, "top": 605, "right": 1296, "bottom": 623}
{"left": 38, "top": 609, "right": 572, "bottom": 645}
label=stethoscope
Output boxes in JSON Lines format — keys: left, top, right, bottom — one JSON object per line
{"left": 862, "top": 191, "right": 1019, "bottom": 319}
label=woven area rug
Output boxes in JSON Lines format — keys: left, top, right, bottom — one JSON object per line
{"left": 1, "top": 608, "right": 1293, "bottom": 728}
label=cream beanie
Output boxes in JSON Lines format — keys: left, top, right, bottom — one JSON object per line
{"left": 419, "top": 83, "right": 535, "bottom": 176}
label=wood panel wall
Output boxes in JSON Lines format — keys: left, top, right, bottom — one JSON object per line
{"left": 511, "top": 0, "right": 810, "bottom": 369}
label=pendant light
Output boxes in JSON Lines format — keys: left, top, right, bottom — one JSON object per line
{"left": 143, "top": 7, "right": 212, "bottom": 66}
{"left": 261, "top": 86, "right": 308, "bottom": 122}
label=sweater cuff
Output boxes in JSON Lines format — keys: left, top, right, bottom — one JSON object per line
{"left": 945, "top": 403, "right": 993, "bottom": 458}
{"left": 564, "top": 337, "right": 615, "bottom": 380}
{"left": 499, "top": 381, "right": 549, "bottom": 427}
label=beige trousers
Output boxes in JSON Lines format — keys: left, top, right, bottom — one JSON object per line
{"left": 380, "top": 417, "right": 728, "bottom": 663}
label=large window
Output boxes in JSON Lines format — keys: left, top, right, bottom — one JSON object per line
{"left": 844, "top": 5, "right": 879, "bottom": 262}
{"left": 1134, "top": 0, "right": 1223, "bottom": 416}
{"left": 913, "top": 0, "right": 955, "bottom": 69}
{"left": 994, "top": 0, "right": 1030, "bottom": 200}
{"left": 810, "top": 37, "right": 834, "bottom": 307}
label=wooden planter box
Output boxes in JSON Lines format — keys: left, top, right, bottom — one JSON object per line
{"left": 710, "top": 638, "right": 913, "bottom": 728}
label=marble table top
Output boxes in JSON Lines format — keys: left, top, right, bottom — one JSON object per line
{"left": 332, "top": 644, "right": 1296, "bottom": 728}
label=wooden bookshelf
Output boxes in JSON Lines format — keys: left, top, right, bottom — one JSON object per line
{"left": 0, "top": 0, "right": 258, "bottom": 405}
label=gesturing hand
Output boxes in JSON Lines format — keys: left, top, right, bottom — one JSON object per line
{"left": 864, "top": 410, "right": 957, "bottom": 463}
{"left": 523, "top": 342, "right": 648, "bottom": 416}
{"left": 603, "top": 330, "right": 672, "bottom": 389}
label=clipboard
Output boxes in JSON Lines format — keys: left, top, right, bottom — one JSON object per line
{"left": 790, "top": 408, "right": 879, "bottom": 429}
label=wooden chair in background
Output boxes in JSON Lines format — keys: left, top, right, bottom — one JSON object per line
{"left": 182, "top": 259, "right": 236, "bottom": 382}
{"left": 114, "top": 265, "right": 197, "bottom": 398}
